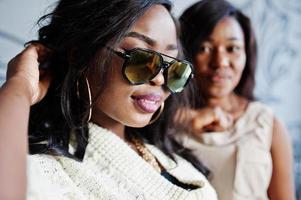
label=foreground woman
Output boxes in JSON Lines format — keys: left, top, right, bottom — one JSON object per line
{"left": 0, "top": 0, "right": 217, "bottom": 199}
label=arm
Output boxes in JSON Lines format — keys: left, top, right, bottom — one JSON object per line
{"left": 268, "top": 117, "right": 296, "bottom": 200}
{"left": 0, "top": 44, "right": 50, "bottom": 200}
{"left": 0, "top": 78, "right": 31, "bottom": 200}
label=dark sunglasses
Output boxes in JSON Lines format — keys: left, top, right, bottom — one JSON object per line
{"left": 108, "top": 47, "right": 194, "bottom": 93}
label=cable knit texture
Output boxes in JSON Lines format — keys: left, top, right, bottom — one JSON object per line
{"left": 176, "top": 102, "right": 274, "bottom": 200}
{"left": 27, "top": 123, "right": 217, "bottom": 200}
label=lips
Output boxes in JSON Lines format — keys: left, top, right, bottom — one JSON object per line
{"left": 132, "top": 94, "right": 162, "bottom": 113}
{"left": 211, "top": 72, "right": 231, "bottom": 84}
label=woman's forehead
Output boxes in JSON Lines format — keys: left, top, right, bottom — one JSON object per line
{"left": 128, "top": 5, "right": 177, "bottom": 50}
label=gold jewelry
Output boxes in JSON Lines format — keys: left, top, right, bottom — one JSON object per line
{"left": 76, "top": 77, "right": 92, "bottom": 123}
{"left": 130, "top": 137, "right": 162, "bottom": 173}
{"left": 85, "top": 78, "right": 92, "bottom": 122}
{"left": 148, "top": 102, "right": 164, "bottom": 125}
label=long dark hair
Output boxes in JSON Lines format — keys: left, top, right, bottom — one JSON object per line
{"left": 180, "top": 0, "right": 257, "bottom": 104}
{"left": 28, "top": 0, "right": 209, "bottom": 176}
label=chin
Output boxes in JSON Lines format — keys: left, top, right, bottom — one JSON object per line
{"left": 207, "top": 87, "right": 230, "bottom": 97}
{"left": 123, "top": 117, "right": 152, "bottom": 128}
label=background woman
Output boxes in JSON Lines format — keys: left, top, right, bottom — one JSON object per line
{"left": 0, "top": 0, "right": 217, "bottom": 199}
{"left": 177, "top": 0, "right": 295, "bottom": 199}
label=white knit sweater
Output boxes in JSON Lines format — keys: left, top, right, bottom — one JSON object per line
{"left": 27, "top": 123, "right": 217, "bottom": 200}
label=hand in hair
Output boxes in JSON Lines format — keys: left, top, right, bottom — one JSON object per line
{"left": 0, "top": 44, "right": 50, "bottom": 200}
{"left": 6, "top": 44, "right": 52, "bottom": 105}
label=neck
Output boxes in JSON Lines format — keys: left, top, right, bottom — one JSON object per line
{"left": 91, "top": 111, "right": 126, "bottom": 141}
{"left": 106, "top": 123, "right": 126, "bottom": 141}
{"left": 206, "top": 93, "right": 235, "bottom": 110}
{"left": 206, "top": 93, "right": 247, "bottom": 117}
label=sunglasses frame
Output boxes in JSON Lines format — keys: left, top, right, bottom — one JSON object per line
{"left": 108, "top": 47, "right": 194, "bottom": 93}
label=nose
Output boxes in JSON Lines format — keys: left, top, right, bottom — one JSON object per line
{"left": 149, "top": 69, "right": 165, "bottom": 86}
{"left": 211, "top": 49, "right": 229, "bottom": 69}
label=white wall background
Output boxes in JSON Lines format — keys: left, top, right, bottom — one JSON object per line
{"left": 0, "top": 0, "right": 300, "bottom": 198}
{"left": 0, "top": 0, "right": 56, "bottom": 78}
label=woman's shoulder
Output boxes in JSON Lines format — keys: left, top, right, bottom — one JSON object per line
{"left": 28, "top": 153, "right": 61, "bottom": 164}
{"left": 242, "top": 101, "right": 274, "bottom": 126}
{"left": 27, "top": 154, "right": 63, "bottom": 177}
{"left": 247, "top": 101, "right": 274, "bottom": 116}
{"left": 27, "top": 154, "right": 84, "bottom": 200}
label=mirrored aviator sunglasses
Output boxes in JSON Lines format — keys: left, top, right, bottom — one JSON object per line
{"left": 108, "top": 47, "right": 194, "bottom": 93}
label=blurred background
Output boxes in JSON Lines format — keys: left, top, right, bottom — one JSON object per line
{"left": 0, "top": 0, "right": 300, "bottom": 198}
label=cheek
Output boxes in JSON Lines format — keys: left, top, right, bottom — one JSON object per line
{"left": 233, "top": 66, "right": 245, "bottom": 87}
{"left": 92, "top": 59, "right": 131, "bottom": 111}
{"left": 194, "top": 54, "right": 210, "bottom": 72}
{"left": 97, "top": 78, "right": 130, "bottom": 109}
{"left": 94, "top": 81, "right": 134, "bottom": 125}
{"left": 235, "top": 52, "right": 247, "bottom": 70}
{"left": 195, "top": 63, "right": 209, "bottom": 80}
{"left": 102, "top": 64, "right": 131, "bottom": 100}
{"left": 232, "top": 53, "right": 246, "bottom": 80}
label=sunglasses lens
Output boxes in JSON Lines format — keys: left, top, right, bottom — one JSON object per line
{"left": 166, "top": 62, "right": 192, "bottom": 93}
{"left": 124, "top": 49, "right": 161, "bottom": 84}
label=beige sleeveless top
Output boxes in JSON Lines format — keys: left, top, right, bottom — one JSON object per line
{"left": 177, "top": 102, "right": 274, "bottom": 200}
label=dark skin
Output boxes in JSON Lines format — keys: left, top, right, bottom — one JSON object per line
{"left": 90, "top": 5, "right": 177, "bottom": 140}
{"left": 179, "top": 16, "right": 295, "bottom": 199}
{"left": 0, "top": 44, "right": 51, "bottom": 199}
{"left": 0, "top": 5, "right": 180, "bottom": 199}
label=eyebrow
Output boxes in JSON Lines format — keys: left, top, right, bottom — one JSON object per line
{"left": 125, "top": 31, "right": 178, "bottom": 50}
{"left": 207, "top": 36, "right": 243, "bottom": 42}
{"left": 126, "top": 32, "right": 156, "bottom": 46}
{"left": 227, "top": 37, "right": 243, "bottom": 41}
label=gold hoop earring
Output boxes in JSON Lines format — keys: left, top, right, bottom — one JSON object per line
{"left": 76, "top": 77, "right": 92, "bottom": 123}
{"left": 85, "top": 78, "right": 92, "bottom": 122}
{"left": 148, "top": 102, "right": 164, "bottom": 125}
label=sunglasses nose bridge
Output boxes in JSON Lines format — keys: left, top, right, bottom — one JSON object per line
{"left": 161, "top": 61, "right": 170, "bottom": 71}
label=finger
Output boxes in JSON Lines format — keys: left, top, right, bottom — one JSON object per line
{"left": 20, "top": 44, "right": 52, "bottom": 104}
{"left": 31, "top": 70, "right": 52, "bottom": 105}
{"left": 190, "top": 108, "right": 216, "bottom": 133}
{"left": 213, "top": 107, "right": 223, "bottom": 121}
{"left": 19, "top": 45, "right": 40, "bottom": 62}
{"left": 191, "top": 117, "right": 205, "bottom": 131}
{"left": 222, "top": 112, "right": 233, "bottom": 127}
{"left": 25, "top": 43, "right": 51, "bottom": 63}
{"left": 38, "top": 73, "right": 52, "bottom": 102}
{"left": 191, "top": 115, "right": 214, "bottom": 132}
{"left": 203, "top": 124, "right": 216, "bottom": 132}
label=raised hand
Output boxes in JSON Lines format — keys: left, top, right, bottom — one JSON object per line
{"left": 191, "top": 107, "right": 234, "bottom": 134}
{"left": 0, "top": 43, "right": 52, "bottom": 200}
{"left": 6, "top": 43, "right": 52, "bottom": 105}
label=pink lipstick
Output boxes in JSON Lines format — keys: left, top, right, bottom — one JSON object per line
{"left": 132, "top": 94, "right": 162, "bottom": 113}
